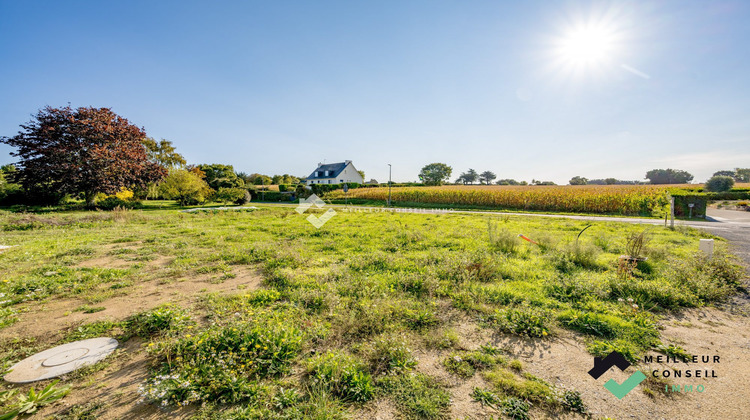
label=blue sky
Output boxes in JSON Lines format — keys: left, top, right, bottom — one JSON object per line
{"left": 1, "top": 0, "right": 748, "bottom": 184}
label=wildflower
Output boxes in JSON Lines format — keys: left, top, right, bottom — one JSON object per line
{"left": 627, "top": 298, "right": 634, "bottom": 302}
{"left": 617, "top": 298, "right": 624, "bottom": 302}
{"left": 632, "top": 304, "right": 638, "bottom": 309}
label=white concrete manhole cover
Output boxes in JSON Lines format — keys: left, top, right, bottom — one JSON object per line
{"left": 4, "top": 338, "right": 118, "bottom": 383}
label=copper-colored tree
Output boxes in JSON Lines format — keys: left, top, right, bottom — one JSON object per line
{"left": 1, "top": 106, "right": 167, "bottom": 204}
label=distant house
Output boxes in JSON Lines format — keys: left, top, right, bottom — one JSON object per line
{"left": 306, "top": 160, "right": 364, "bottom": 185}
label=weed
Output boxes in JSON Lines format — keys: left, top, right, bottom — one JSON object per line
{"left": 125, "top": 304, "right": 193, "bottom": 337}
{"left": 443, "top": 348, "right": 507, "bottom": 378}
{"left": 500, "top": 397, "right": 531, "bottom": 420}
{"left": 378, "top": 373, "right": 450, "bottom": 420}
{"left": 486, "top": 305, "right": 551, "bottom": 338}
{"left": 369, "top": 333, "right": 418, "bottom": 374}
{"left": 0, "top": 380, "right": 70, "bottom": 418}
{"left": 625, "top": 229, "right": 651, "bottom": 259}
{"left": 488, "top": 220, "right": 520, "bottom": 254}
{"left": 471, "top": 387, "right": 502, "bottom": 408}
{"left": 305, "top": 351, "right": 374, "bottom": 402}
{"left": 141, "top": 320, "right": 303, "bottom": 406}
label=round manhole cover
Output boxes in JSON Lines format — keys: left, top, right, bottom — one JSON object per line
{"left": 4, "top": 338, "right": 118, "bottom": 384}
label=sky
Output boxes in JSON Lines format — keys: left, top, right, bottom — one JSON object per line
{"left": 1, "top": 0, "right": 749, "bottom": 184}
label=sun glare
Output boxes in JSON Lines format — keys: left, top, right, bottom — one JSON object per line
{"left": 559, "top": 26, "right": 614, "bottom": 64}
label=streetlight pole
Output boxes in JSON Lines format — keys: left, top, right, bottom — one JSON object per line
{"left": 388, "top": 164, "right": 392, "bottom": 207}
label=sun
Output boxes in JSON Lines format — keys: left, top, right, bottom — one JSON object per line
{"left": 558, "top": 25, "right": 614, "bottom": 64}
{"left": 546, "top": 13, "right": 627, "bottom": 81}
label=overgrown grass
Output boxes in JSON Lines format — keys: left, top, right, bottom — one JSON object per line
{"left": 0, "top": 207, "right": 744, "bottom": 418}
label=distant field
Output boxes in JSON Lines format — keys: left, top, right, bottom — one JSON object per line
{"left": 328, "top": 185, "right": 675, "bottom": 216}
{"left": 327, "top": 184, "right": 750, "bottom": 216}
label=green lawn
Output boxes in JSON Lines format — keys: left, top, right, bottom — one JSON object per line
{"left": 0, "top": 207, "right": 744, "bottom": 419}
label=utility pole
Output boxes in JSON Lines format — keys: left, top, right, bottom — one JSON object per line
{"left": 388, "top": 164, "right": 392, "bottom": 207}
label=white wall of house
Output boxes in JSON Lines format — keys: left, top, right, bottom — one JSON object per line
{"left": 306, "top": 162, "right": 364, "bottom": 185}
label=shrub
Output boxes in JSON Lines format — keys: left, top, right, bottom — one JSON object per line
{"left": 306, "top": 351, "right": 374, "bottom": 402}
{"left": 705, "top": 175, "right": 734, "bottom": 192}
{"left": 214, "top": 187, "right": 246, "bottom": 204}
{"left": 159, "top": 170, "right": 213, "bottom": 205}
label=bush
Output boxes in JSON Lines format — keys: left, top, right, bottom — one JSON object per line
{"left": 214, "top": 187, "right": 246, "bottom": 204}
{"left": 705, "top": 175, "right": 735, "bottom": 192}
{"left": 94, "top": 196, "right": 142, "bottom": 210}
{"left": 159, "top": 170, "right": 213, "bottom": 205}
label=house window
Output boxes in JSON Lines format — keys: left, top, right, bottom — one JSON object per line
{"left": 340, "top": 180, "right": 344, "bottom": 183}
{"left": 328, "top": 180, "right": 331, "bottom": 184}
{"left": 317, "top": 171, "right": 323, "bottom": 177}
{"left": 324, "top": 170, "right": 329, "bottom": 176}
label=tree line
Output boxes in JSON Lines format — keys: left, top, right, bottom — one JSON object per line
{"left": 0, "top": 106, "right": 309, "bottom": 207}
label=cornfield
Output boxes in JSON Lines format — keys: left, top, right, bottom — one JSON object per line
{"left": 327, "top": 185, "right": 674, "bottom": 216}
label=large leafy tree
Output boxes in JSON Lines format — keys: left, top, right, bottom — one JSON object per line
{"left": 645, "top": 168, "right": 694, "bottom": 184}
{"left": 479, "top": 171, "right": 497, "bottom": 185}
{"left": 142, "top": 137, "right": 186, "bottom": 168}
{"left": 197, "top": 164, "right": 244, "bottom": 190}
{"left": 418, "top": 163, "right": 452, "bottom": 186}
{"left": 1, "top": 106, "right": 166, "bottom": 204}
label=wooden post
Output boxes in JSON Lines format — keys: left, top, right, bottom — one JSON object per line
{"left": 670, "top": 196, "right": 675, "bottom": 229}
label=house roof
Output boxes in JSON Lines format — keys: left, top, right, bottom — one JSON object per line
{"left": 306, "top": 162, "right": 349, "bottom": 180}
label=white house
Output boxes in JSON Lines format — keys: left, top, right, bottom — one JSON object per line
{"left": 305, "top": 160, "right": 364, "bottom": 185}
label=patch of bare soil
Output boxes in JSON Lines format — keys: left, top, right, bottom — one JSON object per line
{"left": 485, "top": 306, "right": 750, "bottom": 420}
{"left": 1, "top": 262, "right": 262, "bottom": 419}
{"left": 0, "top": 266, "right": 262, "bottom": 347}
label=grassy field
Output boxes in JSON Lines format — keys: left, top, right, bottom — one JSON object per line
{"left": 0, "top": 206, "right": 745, "bottom": 419}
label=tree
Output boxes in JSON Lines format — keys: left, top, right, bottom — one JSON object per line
{"left": 569, "top": 176, "right": 588, "bottom": 185}
{"left": 214, "top": 187, "right": 246, "bottom": 204}
{"left": 645, "top": 169, "right": 694, "bottom": 184}
{"left": 713, "top": 170, "right": 736, "bottom": 178}
{"left": 357, "top": 170, "right": 365, "bottom": 180}
{"left": 418, "top": 163, "right": 452, "bottom": 186}
{"left": 197, "top": 164, "right": 244, "bottom": 190}
{"left": 479, "top": 171, "right": 497, "bottom": 185}
{"left": 159, "top": 170, "right": 213, "bottom": 205}
{"left": 496, "top": 179, "right": 520, "bottom": 185}
{"left": 734, "top": 168, "right": 750, "bottom": 182}
{"left": 465, "top": 169, "right": 478, "bottom": 184}
{"left": 0, "top": 106, "right": 167, "bottom": 205}
{"left": 705, "top": 175, "right": 734, "bottom": 192}
{"left": 142, "top": 137, "right": 186, "bottom": 168}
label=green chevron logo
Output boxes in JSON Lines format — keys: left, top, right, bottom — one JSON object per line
{"left": 588, "top": 351, "right": 645, "bottom": 399}
{"left": 604, "top": 371, "right": 647, "bottom": 399}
